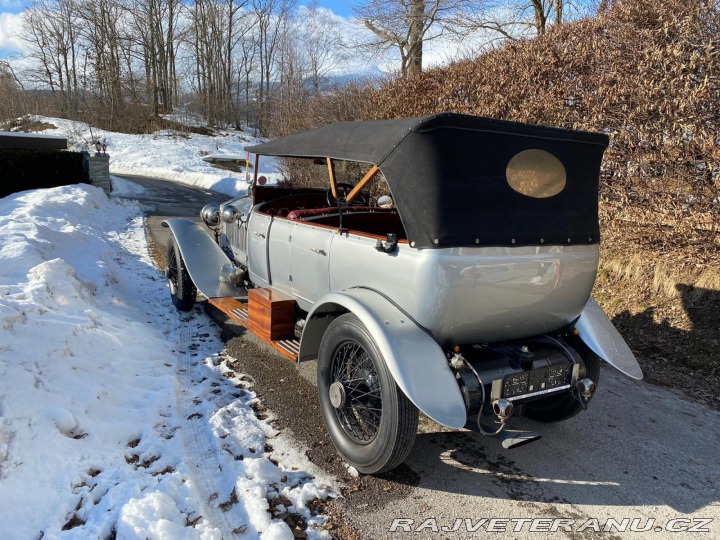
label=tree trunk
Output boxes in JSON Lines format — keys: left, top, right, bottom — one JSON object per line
{"left": 407, "top": 0, "right": 424, "bottom": 75}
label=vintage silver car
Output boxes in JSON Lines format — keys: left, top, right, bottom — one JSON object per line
{"left": 163, "top": 113, "right": 643, "bottom": 474}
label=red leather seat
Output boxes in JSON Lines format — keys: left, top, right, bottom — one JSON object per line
{"left": 287, "top": 206, "right": 394, "bottom": 220}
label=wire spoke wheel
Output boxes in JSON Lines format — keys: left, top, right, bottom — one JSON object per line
{"left": 318, "top": 313, "right": 418, "bottom": 474}
{"left": 330, "top": 341, "right": 382, "bottom": 444}
{"left": 166, "top": 236, "right": 196, "bottom": 312}
{"left": 167, "top": 254, "right": 179, "bottom": 295}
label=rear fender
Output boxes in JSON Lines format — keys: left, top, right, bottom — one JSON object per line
{"left": 300, "top": 288, "right": 467, "bottom": 429}
{"left": 162, "top": 218, "right": 244, "bottom": 299}
{"left": 575, "top": 297, "right": 643, "bottom": 380}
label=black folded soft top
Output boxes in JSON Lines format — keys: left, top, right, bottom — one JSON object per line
{"left": 246, "top": 113, "right": 609, "bottom": 249}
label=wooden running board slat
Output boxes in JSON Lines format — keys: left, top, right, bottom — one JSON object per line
{"left": 208, "top": 296, "right": 299, "bottom": 362}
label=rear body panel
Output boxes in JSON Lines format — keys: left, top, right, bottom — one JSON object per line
{"left": 329, "top": 233, "right": 598, "bottom": 345}
{"left": 230, "top": 212, "right": 598, "bottom": 344}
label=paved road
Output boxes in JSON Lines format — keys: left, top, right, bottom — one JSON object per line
{"left": 112, "top": 174, "right": 230, "bottom": 218}
{"left": 114, "top": 175, "right": 720, "bottom": 539}
{"left": 111, "top": 174, "right": 228, "bottom": 266}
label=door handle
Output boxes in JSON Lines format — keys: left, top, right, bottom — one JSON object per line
{"left": 253, "top": 231, "right": 266, "bottom": 239}
{"left": 310, "top": 248, "right": 326, "bottom": 256}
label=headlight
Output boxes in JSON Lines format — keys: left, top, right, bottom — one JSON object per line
{"left": 220, "top": 205, "right": 239, "bottom": 223}
{"left": 200, "top": 204, "right": 220, "bottom": 227}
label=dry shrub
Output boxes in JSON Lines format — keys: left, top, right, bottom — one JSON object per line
{"left": 262, "top": 81, "right": 383, "bottom": 191}
{"left": 373, "top": 0, "right": 719, "bottom": 262}
{"left": 262, "top": 82, "right": 379, "bottom": 138}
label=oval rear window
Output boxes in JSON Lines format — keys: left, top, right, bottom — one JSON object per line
{"left": 506, "top": 149, "right": 566, "bottom": 198}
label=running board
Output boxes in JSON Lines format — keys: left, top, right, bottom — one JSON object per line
{"left": 208, "top": 293, "right": 300, "bottom": 362}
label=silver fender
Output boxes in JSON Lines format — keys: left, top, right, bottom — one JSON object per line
{"left": 162, "top": 218, "right": 244, "bottom": 299}
{"left": 300, "top": 288, "right": 467, "bottom": 429}
{"left": 575, "top": 297, "right": 643, "bottom": 380}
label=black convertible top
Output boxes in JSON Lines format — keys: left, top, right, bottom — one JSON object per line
{"left": 246, "top": 113, "right": 609, "bottom": 249}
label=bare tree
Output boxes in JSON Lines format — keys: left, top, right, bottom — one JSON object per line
{"left": 21, "top": 0, "right": 81, "bottom": 111}
{"left": 299, "top": 1, "right": 346, "bottom": 95}
{"left": 253, "top": 0, "right": 294, "bottom": 133}
{"left": 354, "top": 0, "right": 471, "bottom": 77}
{"left": 124, "top": 0, "right": 183, "bottom": 114}
{"left": 187, "top": 0, "right": 260, "bottom": 126}
{"left": 0, "top": 61, "right": 26, "bottom": 120}
{"left": 237, "top": 29, "right": 259, "bottom": 128}
{"left": 77, "top": 0, "right": 125, "bottom": 124}
{"left": 452, "top": 0, "right": 581, "bottom": 42}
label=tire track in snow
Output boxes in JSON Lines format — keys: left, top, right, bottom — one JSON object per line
{"left": 174, "top": 314, "right": 245, "bottom": 538}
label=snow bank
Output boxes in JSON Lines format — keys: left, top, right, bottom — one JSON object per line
{"left": 26, "top": 116, "right": 286, "bottom": 197}
{"left": 0, "top": 185, "right": 332, "bottom": 539}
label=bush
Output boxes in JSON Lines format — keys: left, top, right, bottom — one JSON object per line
{"left": 372, "top": 0, "right": 719, "bottom": 258}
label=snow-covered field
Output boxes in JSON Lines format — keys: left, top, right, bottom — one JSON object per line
{"left": 24, "top": 116, "right": 286, "bottom": 197}
{"left": 0, "top": 185, "right": 333, "bottom": 539}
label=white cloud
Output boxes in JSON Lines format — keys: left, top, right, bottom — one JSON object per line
{"left": 0, "top": 11, "right": 25, "bottom": 53}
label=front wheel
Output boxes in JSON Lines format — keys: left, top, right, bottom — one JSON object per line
{"left": 317, "top": 313, "right": 418, "bottom": 474}
{"left": 166, "top": 236, "right": 196, "bottom": 312}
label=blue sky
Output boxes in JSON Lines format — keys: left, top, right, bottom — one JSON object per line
{"left": 0, "top": 0, "right": 24, "bottom": 15}
{"left": 314, "top": 0, "right": 352, "bottom": 17}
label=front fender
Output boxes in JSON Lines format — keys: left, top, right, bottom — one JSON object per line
{"left": 162, "top": 218, "right": 244, "bottom": 299}
{"left": 300, "top": 288, "right": 467, "bottom": 429}
{"left": 576, "top": 297, "right": 643, "bottom": 380}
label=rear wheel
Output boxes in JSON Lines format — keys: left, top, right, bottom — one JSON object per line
{"left": 317, "top": 313, "right": 418, "bottom": 474}
{"left": 524, "top": 345, "right": 601, "bottom": 423}
{"left": 166, "top": 236, "right": 196, "bottom": 312}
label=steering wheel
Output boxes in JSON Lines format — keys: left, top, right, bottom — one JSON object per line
{"left": 326, "top": 183, "right": 369, "bottom": 207}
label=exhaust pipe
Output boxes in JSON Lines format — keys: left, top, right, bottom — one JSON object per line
{"left": 576, "top": 378, "right": 596, "bottom": 400}
{"left": 495, "top": 429, "right": 542, "bottom": 449}
{"left": 492, "top": 398, "right": 514, "bottom": 422}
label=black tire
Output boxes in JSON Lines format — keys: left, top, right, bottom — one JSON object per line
{"left": 166, "top": 236, "right": 196, "bottom": 312}
{"left": 317, "top": 313, "right": 418, "bottom": 474}
{"left": 524, "top": 344, "right": 601, "bottom": 423}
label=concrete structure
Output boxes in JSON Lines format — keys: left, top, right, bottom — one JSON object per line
{"left": 88, "top": 153, "right": 111, "bottom": 194}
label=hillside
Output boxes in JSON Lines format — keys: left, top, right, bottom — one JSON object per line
{"left": 371, "top": 0, "right": 720, "bottom": 391}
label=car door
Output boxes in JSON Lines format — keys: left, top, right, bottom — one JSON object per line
{"left": 247, "top": 212, "right": 272, "bottom": 287}
{"left": 290, "top": 223, "right": 333, "bottom": 307}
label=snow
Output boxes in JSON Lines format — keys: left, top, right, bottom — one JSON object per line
{"left": 111, "top": 176, "right": 151, "bottom": 198}
{"left": 21, "top": 116, "right": 286, "bottom": 197}
{"left": 0, "top": 184, "right": 333, "bottom": 539}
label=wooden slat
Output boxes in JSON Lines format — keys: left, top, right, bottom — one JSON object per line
{"left": 209, "top": 297, "right": 246, "bottom": 313}
{"left": 327, "top": 158, "right": 338, "bottom": 199}
{"left": 208, "top": 294, "right": 299, "bottom": 361}
{"left": 253, "top": 154, "right": 260, "bottom": 184}
{"left": 346, "top": 165, "right": 379, "bottom": 203}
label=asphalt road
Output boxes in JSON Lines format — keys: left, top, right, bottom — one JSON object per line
{"left": 111, "top": 174, "right": 229, "bottom": 266}
{"left": 114, "top": 175, "right": 720, "bottom": 540}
